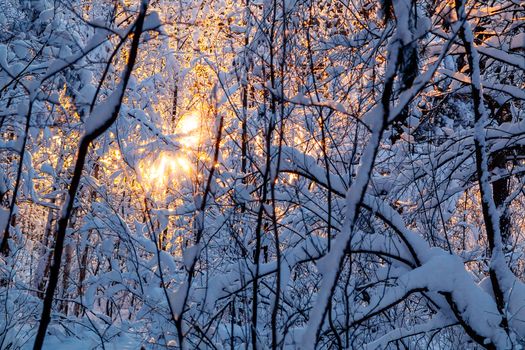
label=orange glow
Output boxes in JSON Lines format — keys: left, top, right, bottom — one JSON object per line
{"left": 177, "top": 111, "right": 203, "bottom": 148}
{"left": 138, "top": 152, "right": 192, "bottom": 197}
{"left": 178, "top": 111, "right": 200, "bottom": 134}
{"left": 137, "top": 108, "right": 209, "bottom": 198}
{"left": 176, "top": 156, "right": 192, "bottom": 173}
{"left": 59, "top": 83, "right": 80, "bottom": 121}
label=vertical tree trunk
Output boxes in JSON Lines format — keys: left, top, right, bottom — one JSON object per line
{"left": 60, "top": 208, "right": 77, "bottom": 315}
{"left": 1, "top": 102, "right": 33, "bottom": 256}
{"left": 33, "top": 3, "right": 148, "bottom": 348}
{"left": 455, "top": 0, "right": 511, "bottom": 343}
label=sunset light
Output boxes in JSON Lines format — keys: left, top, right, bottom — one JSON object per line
{"left": 137, "top": 110, "right": 204, "bottom": 195}
{"left": 177, "top": 111, "right": 200, "bottom": 134}
{"left": 4, "top": 1, "right": 524, "bottom": 349}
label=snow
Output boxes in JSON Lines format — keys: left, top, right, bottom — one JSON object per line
{"left": 0, "top": 207, "right": 9, "bottom": 235}
{"left": 478, "top": 46, "right": 525, "bottom": 70}
{"left": 38, "top": 8, "right": 54, "bottom": 23}
{"left": 182, "top": 243, "right": 201, "bottom": 270}
{"left": 510, "top": 33, "right": 525, "bottom": 50}
{"left": 143, "top": 12, "right": 162, "bottom": 32}
{"left": 43, "top": 30, "right": 110, "bottom": 81}
{"left": 440, "top": 68, "right": 525, "bottom": 100}
{"left": 84, "top": 82, "right": 125, "bottom": 135}
{"left": 39, "top": 330, "right": 143, "bottom": 350}
{"left": 302, "top": 83, "right": 386, "bottom": 350}
{"left": 363, "top": 252, "right": 510, "bottom": 347}
{"left": 1, "top": 1, "right": 524, "bottom": 349}
{"left": 169, "top": 281, "right": 188, "bottom": 318}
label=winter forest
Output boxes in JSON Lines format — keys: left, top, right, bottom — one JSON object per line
{"left": 0, "top": 0, "right": 524, "bottom": 349}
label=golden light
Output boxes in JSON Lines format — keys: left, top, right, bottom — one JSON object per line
{"left": 138, "top": 151, "right": 192, "bottom": 198}
{"left": 180, "top": 135, "right": 200, "bottom": 148}
{"left": 175, "top": 111, "right": 202, "bottom": 149}
{"left": 137, "top": 109, "right": 206, "bottom": 197}
{"left": 178, "top": 111, "right": 200, "bottom": 134}
{"left": 176, "top": 156, "right": 192, "bottom": 173}
{"left": 59, "top": 83, "right": 80, "bottom": 121}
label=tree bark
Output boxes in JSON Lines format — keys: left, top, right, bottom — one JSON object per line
{"left": 33, "top": 3, "right": 148, "bottom": 348}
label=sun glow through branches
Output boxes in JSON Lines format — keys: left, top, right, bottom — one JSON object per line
{"left": 138, "top": 109, "right": 206, "bottom": 198}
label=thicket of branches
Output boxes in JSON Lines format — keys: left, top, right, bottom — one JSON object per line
{"left": 0, "top": 0, "right": 524, "bottom": 349}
